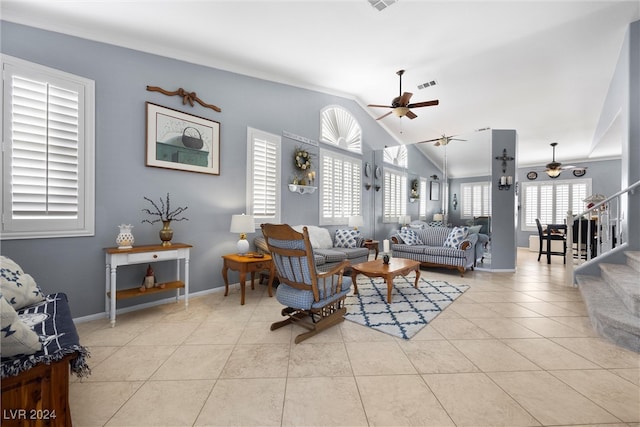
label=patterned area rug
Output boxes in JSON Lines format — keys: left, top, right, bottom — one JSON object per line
{"left": 344, "top": 275, "right": 469, "bottom": 339}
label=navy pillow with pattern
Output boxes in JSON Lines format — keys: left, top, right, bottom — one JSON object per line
{"left": 398, "top": 229, "right": 423, "bottom": 246}
{"left": 334, "top": 229, "right": 361, "bottom": 248}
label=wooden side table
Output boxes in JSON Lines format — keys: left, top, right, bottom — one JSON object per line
{"left": 221, "top": 253, "right": 272, "bottom": 305}
{"left": 363, "top": 240, "right": 380, "bottom": 259}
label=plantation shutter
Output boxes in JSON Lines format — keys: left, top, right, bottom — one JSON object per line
{"left": 383, "top": 169, "right": 406, "bottom": 222}
{"left": 247, "top": 128, "right": 280, "bottom": 225}
{"left": 319, "top": 149, "right": 361, "bottom": 225}
{"left": 419, "top": 178, "right": 427, "bottom": 219}
{"left": 10, "top": 75, "right": 80, "bottom": 219}
{"left": 520, "top": 179, "right": 591, "bottom": 231}
{"left": 460, "top": 182, "right": 491, "bottom": 219}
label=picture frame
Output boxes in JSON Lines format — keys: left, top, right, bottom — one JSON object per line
{"left": 430, "top": 181, "right": 440, "bottom": 201}
{"left": 146, "top": 102, "right": 220, "bottom": 175}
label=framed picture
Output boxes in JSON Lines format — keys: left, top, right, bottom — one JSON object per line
{"left": 430, "top": 181, "right": 440, "bottom": 201}
{"left": 146, "top": 102, "right": 220, "bottom": 175}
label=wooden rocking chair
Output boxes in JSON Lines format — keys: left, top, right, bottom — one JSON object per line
{"left": 261, "top": 224, "right": 352, "bottom": 344}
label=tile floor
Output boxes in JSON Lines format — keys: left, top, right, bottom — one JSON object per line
{"left": 70, "top": 249, "right": 640, "bottom": 426}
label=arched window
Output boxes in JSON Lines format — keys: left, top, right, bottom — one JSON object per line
{"left": 383, "top": 145, "right": 407, "bottom": 168}
{"left": 320, "top": 106, "right": 362, "bottom": 153}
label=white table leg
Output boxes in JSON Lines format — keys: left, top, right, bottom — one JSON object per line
{"left": 184, "top": 257, "right": 190, "bottom": 309}
{"left": 110, "top": 266, "right": 117, "bottom": 327}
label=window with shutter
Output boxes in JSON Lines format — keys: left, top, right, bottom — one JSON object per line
{"left": 2, "top": 55, "right": 95, "bottom": 239}
{"left": 419, "top": 177, "right": 427, "bottom": 219}
{"left": 319, "top": 106, "right": 362, "bottom": 154}
{"left": 247, "top": 128, "right": 281, "bottom": 226}
{"left": 319, "top": 149, "right": 361, "bottom": 225}
{"left": 460, "top": 181, "right": 491, "bottom": 219}
{"left": 383, "top": 169, "right": 406, "bottom": 222}
{"left": 521, "top": 178, "right": 591, "bottom": 231}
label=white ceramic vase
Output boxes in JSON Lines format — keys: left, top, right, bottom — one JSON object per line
{"left": 116, "top": 224, "right": 134, "bottom": 249}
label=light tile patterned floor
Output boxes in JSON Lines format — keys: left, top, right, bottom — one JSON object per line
{"left": 70, "top": 249, "right": 640, "bottom": 426}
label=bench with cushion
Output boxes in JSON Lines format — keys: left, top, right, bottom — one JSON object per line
{"left": 1, "top": 256, "right": 90, "bottom": 426}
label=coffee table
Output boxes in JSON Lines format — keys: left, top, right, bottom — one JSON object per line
{"left": 350, "top": 258, "right": 421, "bottom": 303}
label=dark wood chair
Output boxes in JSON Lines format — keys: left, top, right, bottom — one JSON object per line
{"left": 572, "top": 218, "right": 597, "bottom": 260}
{"left": 535, "top": 219, "right": 567, "bottom": 264}
{"left": 261, "top": 223, "right": 352, "bottom": 344}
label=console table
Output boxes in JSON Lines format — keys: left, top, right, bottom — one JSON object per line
{"left": 105, "top": 243, "right": 192, "bottom": 327}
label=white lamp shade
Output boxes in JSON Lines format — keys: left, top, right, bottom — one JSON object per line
{"left": 230, "top": 214, "right": 255, "bottom": 234}
{"left": 348, "top": 215, "right": 364, "bottom": 228}
{"left": 399, "top": 215, "right": 411, "bottom": 225}
{"left": 433, "top": 213, "right": 444, "bottom": 222}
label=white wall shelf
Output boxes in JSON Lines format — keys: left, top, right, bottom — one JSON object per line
{"left": 288, "top": 184, "right": 317, "bottom": 194}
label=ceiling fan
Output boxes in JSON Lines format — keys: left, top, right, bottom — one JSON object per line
{"left": 368, "top": 70, "right": 439, "bottom": 120}
{"left": 544, "top": 142, "right": 586, "bottom": 178}
{"left": 416, "top": 134, "right": 466, "bottom": 146}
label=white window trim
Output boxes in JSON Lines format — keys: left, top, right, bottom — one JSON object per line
{"left": 319, "top": 148, "right": 362, "bottom": 225}
{"left": 246, "top": 127, "right": 281, "bottom": 228}
{"left": 2, "top": 55, "right": 95, "bottom": 240}
{"left": 521, "top": 178, "right": 591, "bottom": 232}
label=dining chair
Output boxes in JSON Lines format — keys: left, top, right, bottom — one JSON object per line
{"left": 535, "top": 219, "right": 567, "bottom": 264}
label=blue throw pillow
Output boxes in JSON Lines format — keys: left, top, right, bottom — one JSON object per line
{"left": 443, "top": 226, "right": 469, "bottom": 248}
{"left": 334, "top": 229, "right": 361, "bottom": 248}
{"left": 398, "top": 229, "right": 423, "bottom": 246}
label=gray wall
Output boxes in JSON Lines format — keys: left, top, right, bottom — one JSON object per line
{"left": 490, "top": 130, "right": 518, "bottom": 271}
{"left": 0, "top": 21, "right": 396, "bottom": 318}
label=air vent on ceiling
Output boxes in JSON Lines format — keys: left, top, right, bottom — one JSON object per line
{"left": 368, "top": 0, "right": 398, "bottom": 11}
{"left": 417, "top": 80, "right": 437, "bottom": 90}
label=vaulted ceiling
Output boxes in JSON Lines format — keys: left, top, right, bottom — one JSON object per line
{"left": 2, "top": 0, "right": 638, "bottom": 177}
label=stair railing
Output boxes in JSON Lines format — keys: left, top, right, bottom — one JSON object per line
{"left": 566, "top": 179, "right": 640, "bottom": 285}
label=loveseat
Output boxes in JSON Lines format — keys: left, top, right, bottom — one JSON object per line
{"left": 1, "top": 256, "right": 90, "bottom": 425}
{"left": 390, "top": 226, "right": 478, "bottom": 276}
{"left": 255, "top": 225, "right": 369, "bottom": 272}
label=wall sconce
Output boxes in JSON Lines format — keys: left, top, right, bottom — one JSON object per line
{"left": 495, "top": 148, "right": 514, "bottom": 191}
{"left": 430, "top": 174, "right": 439, "bottom": 180}
{"left": 497, "top": 175, "right": 513, "bottom": 191}
{"left": 452, "top": 194, "right": 458, "bottom": 210}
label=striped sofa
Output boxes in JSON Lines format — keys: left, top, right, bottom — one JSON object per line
{"left": 255, "top": 225, "right": 369, "bottom": 272}
{"left": 391, "top": 226, "right": 478, "bottom": 276}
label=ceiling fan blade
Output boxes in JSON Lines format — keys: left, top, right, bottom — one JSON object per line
{"left": 415, "top": 137, "right": 443, "bottom": 144}
{"left": 367, "top": 104, "right": 393, "bottom": 108}
{"left": 399, "top": 92, "right": 413, "bottom": 106}
{"left": 375, "top": 111, "right": 393, "bottom": 121}
{"left": 405, "top": 110, "right": 417, "bottom": 119}
{"left": 407, "top": 99, "right": 439, "bottom": 108}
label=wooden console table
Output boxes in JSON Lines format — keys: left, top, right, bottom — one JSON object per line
{"left": 104, "top": 243, "right": 192, "bottom": 327}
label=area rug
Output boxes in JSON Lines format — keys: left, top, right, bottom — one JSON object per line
{"left": 343, "top": 276, "right": 469, "bottom": 339}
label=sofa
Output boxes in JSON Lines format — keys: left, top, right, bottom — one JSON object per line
{"left": 390, "top": 226, "right": 478, "bottom": 276}
{"left": 1, "top": 256, "right": 90, "bottom": 425}
{"left": 255, "top": 225, "right": 369, "bottom": 272}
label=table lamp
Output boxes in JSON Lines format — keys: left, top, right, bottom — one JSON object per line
{"left": 348, "top": 215, "right": 364, "bottom": 230}
{"left": 230, "top": 214, "right": 254, "bottom": 255}
{"left": 433, "top": 213, "right": 444, "bottom": 222}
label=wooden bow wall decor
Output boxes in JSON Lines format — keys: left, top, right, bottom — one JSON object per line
{"left": 146, "top": 86, "right": 221, "bottom": 112}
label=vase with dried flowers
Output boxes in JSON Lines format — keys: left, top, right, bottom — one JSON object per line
{"left": 142, "top": 193, "right": 188, "bottom": 246}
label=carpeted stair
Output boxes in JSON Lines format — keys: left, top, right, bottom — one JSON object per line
{"left": 576, "top": 251, "right": 640, "bottom": 353}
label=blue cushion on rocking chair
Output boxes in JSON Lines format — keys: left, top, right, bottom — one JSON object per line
{"left": 275, "top": 276, "right": 352, "bottom": 310}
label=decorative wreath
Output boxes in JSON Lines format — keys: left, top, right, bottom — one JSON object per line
{"left": 294, "top": 148, "right": 312, "bottom": 170}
